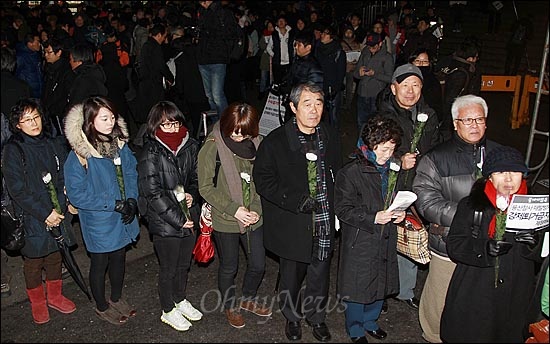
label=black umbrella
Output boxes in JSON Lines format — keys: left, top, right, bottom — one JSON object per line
{"left": 48, "top": 225, "right": 92, "bottom": 301}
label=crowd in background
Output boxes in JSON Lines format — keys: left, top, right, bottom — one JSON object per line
{"left": 1, "top": 1, "right": 548, "bottom": 343}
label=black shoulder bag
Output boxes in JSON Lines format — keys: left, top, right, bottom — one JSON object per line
{"left": 1, "top": 142, "right": 26, "bottom": 251}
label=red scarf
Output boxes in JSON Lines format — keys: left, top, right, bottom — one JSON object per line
{"left": 484, "top": 179, "right": 528, "bottom": 238}
{"left": 155, "top": 126, "right": 188, "bottom": 152}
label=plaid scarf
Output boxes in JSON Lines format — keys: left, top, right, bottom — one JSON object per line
{"left": 294, "top": 118, "right": 331, "bottom": 261}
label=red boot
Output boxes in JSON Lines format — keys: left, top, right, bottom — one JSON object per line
{"left": 46, "top": 280, "right": 76, "bottom": 314}
{"left": 26, "top": 285, "right": 50, "bottom": 324}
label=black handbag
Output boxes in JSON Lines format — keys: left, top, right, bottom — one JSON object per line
{"left": 1, "top": 200, "right": 25, "bottom": 251}
{"left": 1, "top": 140, "right": 26, "bottom": 251}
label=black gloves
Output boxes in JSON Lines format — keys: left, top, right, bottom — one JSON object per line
{"left": 514, "top": 230, "right": 538, "bottom": 247}
{"left": 115, "top": 198, "right": 138, "bottom": 225}
{"left": 297, "top": 195, "right": 319, "bottom": 214}
{"left": 487, "top": 240, "right": 513, "bottom": 257}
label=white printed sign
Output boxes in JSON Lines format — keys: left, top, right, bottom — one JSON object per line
{"left": 259, "top": 92, "right": 285, "bottom": 136}
{"left": 505, "top": 194, "right": 549, "bottom": 231}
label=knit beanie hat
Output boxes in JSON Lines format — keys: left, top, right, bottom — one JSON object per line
{"left": 482, "top": 146, "right": 529, "bottom": 178}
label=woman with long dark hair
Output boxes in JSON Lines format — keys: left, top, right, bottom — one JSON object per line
{"left": 64, "top": 96, "right": 139, "bottom": 326}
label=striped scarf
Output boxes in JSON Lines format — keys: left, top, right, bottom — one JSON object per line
{"left": 294, "top": 118, "right": 331, "bottom": 261}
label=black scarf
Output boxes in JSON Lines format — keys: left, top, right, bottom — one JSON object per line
{"left": 221, "top": 134, "right": 256, "bottom": 159}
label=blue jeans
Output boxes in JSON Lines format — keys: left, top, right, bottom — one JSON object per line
{"left": 397, "top": 253, "right": 417, "bottom": 300}
{"left": 199, "top": 64, "right": 228, "bottom": 117}
{"left": 344, "top": 300, "right": 384, "bottom": 337}
{"left": 357, "top": 95, "right": 378, "bottom": 129}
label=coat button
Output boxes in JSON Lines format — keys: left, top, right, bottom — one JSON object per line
{"left": 477, "top": 254, "right": 482, "bottom": 258}
{"left": 498, "top": 279, "right": 504, "bottom": 284}
{"left": 282, "top": 194, "right": 287, "bottom": 199}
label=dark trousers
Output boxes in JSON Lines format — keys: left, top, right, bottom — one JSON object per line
{"left": 89, "top": 247, "right": 126, "bottom": 311}
{"left": 23, "top": 251, "right": 62, "bottom": 288}
{"left": 153, "top": 234, "right": 196, "bottom": 312}
{"left": 213, "top": 226, "right": 265, "bottom": 310}
{"left": 278, "top": 241, "right": 332, "bottom": 324}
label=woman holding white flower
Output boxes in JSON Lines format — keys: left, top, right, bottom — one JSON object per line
{"left": 64, "top": 96, "right": 139, "bottom": 326}
{"left": 136, "top": 101, "right": 203, "bottom": 332}
{"left": 3, "top": 98, "right": 76, "bottom": 325}
{"left": 335, "top": 114, "right": 406, "bottom": 343}
{"left": 198, "top": 102, "right": 270, "bottom": 329}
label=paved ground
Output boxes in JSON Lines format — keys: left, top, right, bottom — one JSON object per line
{"left": 1, "top": 77, "right": 548, "bottom": 344}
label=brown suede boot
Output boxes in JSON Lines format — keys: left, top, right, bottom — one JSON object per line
{"left": 46, "top": 280, "right": 76, "bottom": 314}
{"left": 26, "top": 285, "right": 50, "bottom": 324}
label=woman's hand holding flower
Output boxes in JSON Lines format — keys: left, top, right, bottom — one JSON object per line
{"left": 234, "top": 206, "right": 257, "bottom": 227}
{"left": 45, "top": 210, "right": 65, "bottom": 227}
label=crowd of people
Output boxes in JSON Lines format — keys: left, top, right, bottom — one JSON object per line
{"left": 1, "top": 1, "right": 548, "bottom": 343}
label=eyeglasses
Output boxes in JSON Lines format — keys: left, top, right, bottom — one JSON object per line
{"left": 160, "top": 121, "right": 181, "bottom": 129}
{"left": 44, "top": 49, "right": 55, "bottom": 55}
{"left": 414, "top": 59, "right": 430, "bottom": 66}
{"left": 321, "top": 31, "right": 331, "bottom": 35}
{"left": 455, "top": 117, "right": 486, "bottom": 126}
{"left": 19, "top": 115, "right": 41, "bottom": 125}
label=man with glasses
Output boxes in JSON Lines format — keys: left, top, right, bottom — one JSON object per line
{"left": 42, "top": 38, "right": 74, "bottom": 136}
{"left": 413, "top": 94, "right": 501, "bottom": 343}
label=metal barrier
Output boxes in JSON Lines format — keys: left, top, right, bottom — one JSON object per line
{"left": 517, "top": 74, "right": 549, "bottom": 130}
{"left": 480, "top": 75, "right": 523, "bottom": 128}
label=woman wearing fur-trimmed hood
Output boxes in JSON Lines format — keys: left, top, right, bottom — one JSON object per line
{"left": 64, "top": 96, "right": 140, "bottom": 325}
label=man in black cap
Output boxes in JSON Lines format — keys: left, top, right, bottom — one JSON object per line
{"left": 353, "top": 32, "right": 394, "bottom": 129}
{"left": 376, "top": 62, "right": 441, "bottom": 317}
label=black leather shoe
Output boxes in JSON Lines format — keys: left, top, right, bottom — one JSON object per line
{"left": 285, "top": 321, "right": 302, "bottom": 341}
{"left": 366, "top": 328, "right": 387, "bottom": 340}
{"left": 351, "top": 336, "right": 369, "bottom": 343}
{"left": 308, "top": 321, "right": 331, "bottom": 342}
{"left": 400, "top": 297, "right": 419, "bottom": 310}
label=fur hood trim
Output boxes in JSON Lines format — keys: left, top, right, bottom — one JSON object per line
{"left": 64, "top": 103, "right": 130, "bottom": 159}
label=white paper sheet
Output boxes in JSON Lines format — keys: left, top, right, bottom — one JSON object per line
{"left": 386, "top": 191, "right": 417, "bottom": 212}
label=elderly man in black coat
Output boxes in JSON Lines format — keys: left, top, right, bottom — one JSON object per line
{"left": 254, "top": 82, "right": 342, "bottom": 342}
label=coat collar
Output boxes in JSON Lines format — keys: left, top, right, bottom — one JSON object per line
{"left": 64, "top": 103, "right": 129, "bottom": 159}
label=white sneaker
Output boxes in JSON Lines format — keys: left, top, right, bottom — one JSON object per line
{"left": 175, "top": 299, "right": 203, "bottom": 321}
{"left": 161, "top": 309, "right": 192, "bottom": 331}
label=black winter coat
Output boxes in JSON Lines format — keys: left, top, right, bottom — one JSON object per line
{"left": 286, "top": 53, "right": 324, "bottom": 92}
{"left": 378, "top": 95, "right": 441, "bottom": 189}
{"left": 68, "top": 63, "right": 107, "bottom": 107}
{"left": 196, "top": 1, "right": 240, "bottom": 65}
{"left": 441, "top": 179, "right": 545, "bottom": 343}
{"left": 137, "top": 37, "right": 174, "bottom": 123}
{"left": 41, "top": 58, "right": 75, "bottom": 120}
{"left": 1, "top": 71, "right": 31, "bottom": 116}
{"left": 335, "top": 156, "right": 399, "bottom": 304}
{"left": 2, "top": 132, "right": 75, "bottom": 258}
{"left": 254, "top": 121, "right": 342, "bottom": 263}
{"left": 136, "top": 133, "right": 200, "bottom": 237}
{"left": 314, "top": 40, "right": 347, "bottom": 96}
{"left": 413, "top": 133, "right": 501, "bottom": 257}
